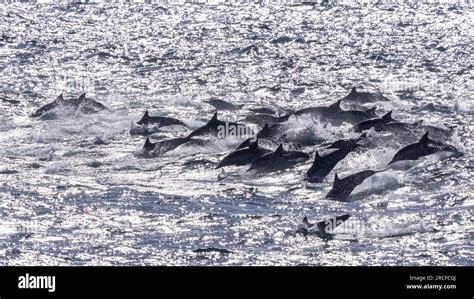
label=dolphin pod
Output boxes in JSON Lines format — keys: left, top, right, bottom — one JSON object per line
{"left": 32, "top": 88, "right": 461, "bottom": 239}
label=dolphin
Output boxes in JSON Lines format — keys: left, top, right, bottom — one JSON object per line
{"left": 372, "top": 120, "right": 423, "bottom": 135}
{"left": 216, "top": 139, "right": 271, "bottom": 168}
{"left": 248, "top": 144, "right": 309, "bottom": 172}
{"left": 294, "top": 99, "right": 342, "bottom": 118}
{"left": 236, "top": 123, "right": 286, "bottom": 148}
{"left": 388, "top": 132, "right": 459, "bottom": 165}
{"left": 31, "top": 94, "right": 66, "bottom": 117}
{"left": 204, "top": 98, "right": 244, "bottom": 111}
{"left": 141, "top": 137, "right": 191, "bottom": 157}
{"left": 187, "top": 112, "right": 245, "bottom": 138}
{"left": 326, "top": 133, "right": 367, "bottom": 149}
{"left": 75, "top": 93, "right": 108, "bottom": 114}
{"left": 136, "top": 111, "right": 187, "bottom": 127}
{"left": 306, "top": 143, "right": 359, "bottom": 183}
{"left": 249, "top": 106, "right": 292, "bottom": 116}
{"left": 353, "top": 111, "right": 396, "bottom": 132}
{"left": 296, "top": 214, "right": 351, "bottom": 239}
{"left": 31, "top": 93, "right": 107, "bottom": 117}
{"left": 342, "top": 87, "right": 390, "bottom": 103}
{"left": 325, "top": 170, "right": 379, "bottom": 200}
{"left": 243, "top": 113, "right": 290, "bottom": 127}
{"left": 141, "top": 136, "right": 207, "bottom": 157}
{"left": 327, "top": 107, "right": 378, "bottom": 125}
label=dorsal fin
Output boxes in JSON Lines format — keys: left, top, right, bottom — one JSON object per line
{"left": 312, "top": 151, "right": 321, "bottom": 164}
{"left": 328, "top": 99, "right": 342, "bottom": 110}
{"left": 365, "top": 107, "right": 377, "bottom": 117}
{"left": 413, "top": 120, "right": 423, "bottom": 126}
{"left": 420, "top": 132, "right": 430, "bottom": 144}
{"left": 78, "top": 93, "right": 86, "bottom": 101}
{"left": 275, "top": 144, "right": 284, "bottom": 154}
{"left": 302, "top": 217, "right": 311, "bottom": 227}
{"left": 138, "top": 111, "right": 149, "bottom": 124}
{"left": 209, "top": 112, "right": 218, "bottom": 124}
{"left": 259, "top": 124, "right": 270, "bottom": 135}
{"left": 382, "top": 111, "right": 392, "bottom": 121}
{"left": 333, "top": 173, "right": 340, "bottom": 186}
{"left": 249, "top": 139, "right": 259, "bottom": 150}
{"left": 57, "top": 94, "right": 64, "bottom": 102}
{"left": 349, "top": 87, "right": 357, "bottom": 96}
{"left": 143, "top": 138, "right": 155, "bottom": 151}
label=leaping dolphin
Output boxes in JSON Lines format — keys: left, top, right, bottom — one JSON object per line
{"left": 326, "top": 133, "right": 367, "bottom": 149}
{"left": 204, "top": 98, "right": 244, "bottom": 111}
{"left": 248, "top": 144, "right": 309, "bottom": 172}
{"left": 353, "top": 111, "right": 396, "bottom": 132}
{"left": 294, "top": 99, "right": 342, "bottom": 118}
{"left": 325, "top": 170, "right": 379, "bottom": 200}
{"left": 342, "top": 87, "right": 390, "bottom": 103}
{"left": 296, "top": 214, "right": 351, "bottom": 239}
{"left": 187, "top": 112, "right": 247, "bottom": 139}
{"left": 327, "top": 107, "right": 378, "bottom": 125}
{"left": 31, "top": 93, "right": 107, "bottom": 117}
{"left": 216, "top": 139, "right": 271, "bottom": 168}
{"left": 243, "top": 113, "right": 290, "bottom": 127}
{"left": 388, "top": 132, "right": 460, "bottom": 165}
{"left": 136, "top": 111, "right": 187, "bottom": 127}
{"left": 306, "top": 143, "right": 359, "bottom": 183}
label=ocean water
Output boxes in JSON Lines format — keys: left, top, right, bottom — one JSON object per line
{"left": 0, "top": 1, "right": 472, "bottom": 266}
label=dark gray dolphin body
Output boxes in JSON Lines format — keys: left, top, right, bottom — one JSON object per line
{"left": 248, "top": 144, "right": 310, "bottom": 172}
{"left": 353, "top": 111, "right": 396, "bottom": 132}
{"left": 204, "top": 98, "right": 244, "bottom": 111}
{"left": 243, "top": 113, "right": 290, "bottom": 127}
{"left": 142, "top": 137, "right": 191, "bottom": 157}
{"left": 327, "top": 107, "right": 378, "bottom": 125}
{"left": 306, "top": 144, "right": 359, "bottom": 183}
{"left": 216, "top": 139, "right": 271, "bottom": 168}
{"left": 388, "top": 132, "right": 459, "bottom": 165}
{"left": 187, "top": 112, "right": 245, "bottom": 138}
{"left": 296, "top": 214, "right": 351, "bottom": 239}
{"left": 141, "top": 136, "right": 206, "bottom": 157}
{"left": 237, "top": 123, "right": 287, "bottom": 149}
{"left": 373, "top": 120, "right": 423, "bottom": 135}
{"left": 249, "top": 106, "right": 292, "bottom": 116}
{"left": 136, "top": 111, "right": 187, "bottom": 127}
{"left": 326, "top": 133, "right": 367, "bottom": 149}
{"left": 32, "top": 93, "right": 107, "bottom": 117}
{"left": 294, "top": 99, "right": 342, "bottom": 118}
{"left": 326, "top": 170, "right": 379, "bottom": 200}
{"left": 342, "top": 87, "right": 390, "bottom": 103}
